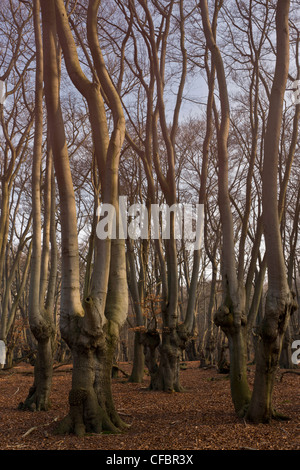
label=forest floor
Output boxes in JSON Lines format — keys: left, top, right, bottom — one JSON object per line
{"left": 0, "top": 361, "right": 299, "bottom": 451}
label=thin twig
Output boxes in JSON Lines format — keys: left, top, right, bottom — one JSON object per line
{"left": 22, "top": 417, "right": 58, "bottom": 438}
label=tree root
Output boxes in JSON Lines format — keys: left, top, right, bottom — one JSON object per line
{"left": 54, "top": 387, "right": 128, "bottom": 437}
{"left": 18, "top": 385, "right": 51, "bottom": 412}
{"left": 280, "top": 370, "right": 300, "bottom": 382}
{"left": 112, "top": 364, "right": 129, "bottom": 378}
{"left": 271, "top": 410, "right": 291, "bottom": 421}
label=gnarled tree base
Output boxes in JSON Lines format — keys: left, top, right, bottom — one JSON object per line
{"left": 142, "top": 326, "right": 189, "bottom": 393}
{"left": 55, "top": 323, "right": 129, "bottom": 437}
{"left": 246, "top": 291, "right": 298, "bottom": 424}
{"left": 18, "top": 384, "right": 52, "bottom": 412}
{"left": 19, "top": 337, "right": 54, "bottom": 412}
{"left": 214, "top": 303, "right": 252, "bottom": 416}
{"left": 55, "top": 386, "right": 128, "bottom": 437}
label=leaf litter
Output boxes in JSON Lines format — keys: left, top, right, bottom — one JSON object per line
{"left": 0, "top": 361, "right": 299, "bottom": 450}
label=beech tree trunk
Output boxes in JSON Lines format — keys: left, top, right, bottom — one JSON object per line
{"left": 200, "top": 0, "right": 251, "bottom": 416}
{"left": 129, "top": 332, "right": 145, "bottom": 384}
{"left": 126, "top": 238, "right": 145, "bottom": 383}
{"left": 41, "top": 0, "right": 128, "bottom": 435}
{"left": 247, "top": 0, "right": 298, "bottom": 423}
{"left": 19, "top": 0, "right": 55, "bottom": 412}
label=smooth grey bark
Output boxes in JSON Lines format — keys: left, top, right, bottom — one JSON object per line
{"left": 247, "top": 0, "right": 298, "bottom": 423}
{"left": 19, "top": 0, "right": 56, "bottom": 412}
{"left": 200, "top": 0, "right": 251, "bottom": 416}
{"left": 203, "top": 217, "right": 219, "bottom": 366}
{"left": 126, "top": 238, "right": 145, "bottom": 383}
{"left": 125, "top": 0, "right": 192, "bottom": 392}
{"left": 41, "top": 0, "right": 128, "bottom": 435}
{"left": 247, "top": 88, "right": 299, "bottom": 359}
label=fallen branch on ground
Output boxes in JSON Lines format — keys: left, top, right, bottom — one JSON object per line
{"left": 22, "top": 417, "right": 59, "bottom": 438}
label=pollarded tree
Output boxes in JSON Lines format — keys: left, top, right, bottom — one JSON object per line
{"left": 199, "top": 0, "right": 252, "bottom": 416}
{"left": 247, "top": 0, "right": 298, "bottom": 423}
{"left": 219, "top": 0, "right": 300, "bottom": 365}
{"left": 19, "top": 0, "right": 57, "bottom": 412}
{"left": 40, "top": 0, "right": 128, "bottom": 435}
{"left": 116, "top": 0, "right": 205, "bottom": 392}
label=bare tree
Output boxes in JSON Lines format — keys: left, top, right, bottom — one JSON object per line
{"left": 200, "top": 0, "right": 251, "bottom": 415}
{"left": 0, "top": 0, "right": 34, "bottom": 365}
{"left": 40, "top": 0, "right": 128, "bottom": 435}
{"left": 247, "top": 0, "right": 298, "bottom": 423}
{"left": 19, "top": 0, "right": 56, "bottom": 411}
